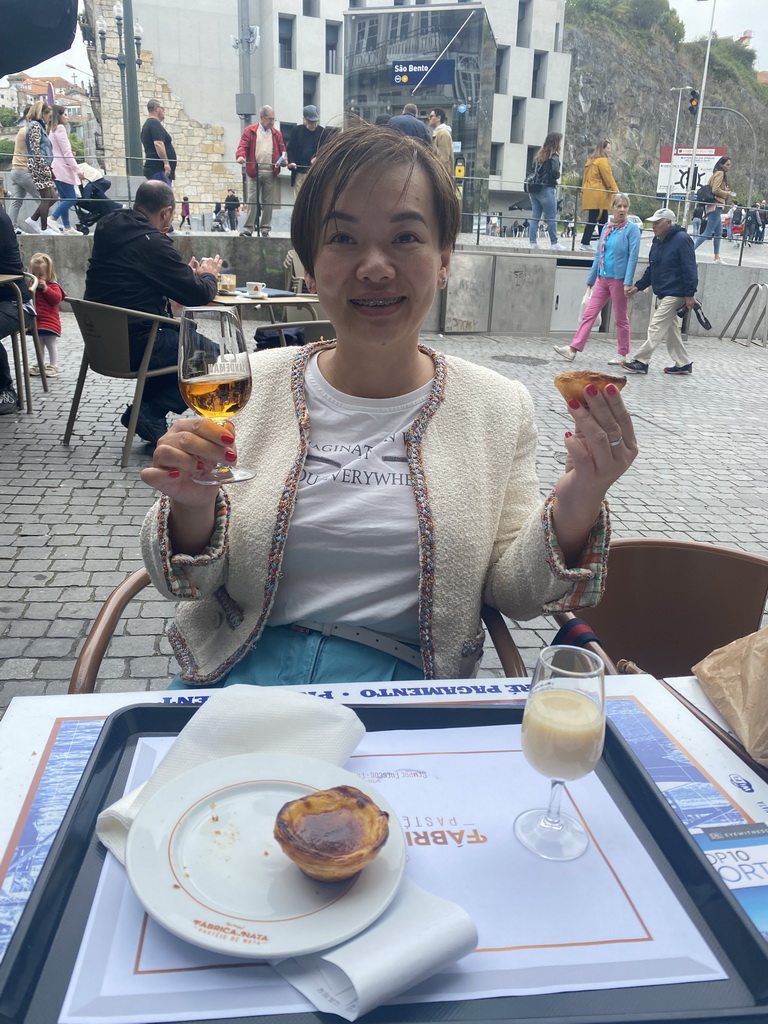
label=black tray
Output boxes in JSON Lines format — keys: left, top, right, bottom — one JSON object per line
{"left": 1, "top": 703, "right": 767, "bottom": 1024}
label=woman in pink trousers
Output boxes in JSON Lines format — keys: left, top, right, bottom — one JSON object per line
{"left": 554, "top": 194, "right": 641, "bottom": 365}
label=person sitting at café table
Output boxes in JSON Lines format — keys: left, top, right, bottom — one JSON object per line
{"left": 84, "top": 180, "right": 222, "bottom": 448}
{"left": 139, "top": 124, "right": 637, "bottom": 689}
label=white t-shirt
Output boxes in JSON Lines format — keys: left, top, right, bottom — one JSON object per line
{"left": 268, "top": 354, "right": 433, "bottom": 643}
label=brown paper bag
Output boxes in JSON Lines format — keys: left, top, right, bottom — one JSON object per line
{"left": 693, "top": 624, "right": 768, "bottom": 768}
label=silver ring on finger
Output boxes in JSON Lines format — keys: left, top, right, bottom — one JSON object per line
{"left": 608, "top": 436, "right": 623, "bottom": 447}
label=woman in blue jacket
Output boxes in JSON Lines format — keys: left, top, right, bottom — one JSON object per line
{"left": 554, "top": 194, "right": 641, "bottom": 364}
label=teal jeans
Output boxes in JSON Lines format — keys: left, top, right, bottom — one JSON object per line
{"left": 169, "top": 624, "right": 424, "bottom": 689}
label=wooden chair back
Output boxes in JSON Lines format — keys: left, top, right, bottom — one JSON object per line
{"left": 65, "top": 298, "right": 179, "bottom": 466}
{"left": 556, "top": 538, "right": 768, "bottom": 679}
{"left": 69, "top": 575, "right": 529, "bottom": 693}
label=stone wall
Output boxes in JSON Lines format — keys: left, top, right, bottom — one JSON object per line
{"left": 84, "top": 0, "right": 239, "bottom": 216}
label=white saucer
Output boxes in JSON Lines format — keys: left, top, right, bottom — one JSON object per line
{"left": 125, "top": 753, "right": 405, "bottom": 959}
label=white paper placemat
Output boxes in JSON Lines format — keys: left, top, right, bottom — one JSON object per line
{"left": 60, "top": 724, "right": 725, "bottom": 1023}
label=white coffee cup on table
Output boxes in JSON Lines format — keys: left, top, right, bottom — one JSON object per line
{"left": 246, "top": 281, "right": 266, "bottom": 297}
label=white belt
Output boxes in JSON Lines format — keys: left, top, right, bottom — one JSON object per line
{"left": 289, "top": 620, "right": 423, "bottom": 669}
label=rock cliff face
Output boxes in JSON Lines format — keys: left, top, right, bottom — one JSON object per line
{"left": 564, "top": 22, "right": 768, "bottom": 210}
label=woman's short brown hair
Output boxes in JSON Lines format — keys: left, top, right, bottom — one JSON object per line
{"left": 291, "top": 122, "right": 461, "bottom": 277}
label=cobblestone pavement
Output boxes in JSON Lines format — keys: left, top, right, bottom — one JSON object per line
{"left": 1, "top": 311, "right": 767, "bottom": 702}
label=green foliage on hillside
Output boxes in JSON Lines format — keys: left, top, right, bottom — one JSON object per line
{"left": 682, "top": 36, "right": 768, "bottom": 101}
{"left": 565, "top": 0, "right": 684, "bottom": 46}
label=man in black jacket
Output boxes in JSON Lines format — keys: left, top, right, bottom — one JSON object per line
{"left": 622, "top": 208, "right": 698, "bottom": 376}
{"left": 85, "top": 180, "right": 221, "bottom": 444}
{"left": 286, "top": 105, "right": 326, "bottom": 196}
{"left": 0, "top": 206, "right": 31, "bottom": 414}
{"left": 388, "top": 103, "right": 431, "bottom": 145}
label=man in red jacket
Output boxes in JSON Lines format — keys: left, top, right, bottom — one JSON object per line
{"left": 235, "top": 105, "right": 287, "bottom": 237}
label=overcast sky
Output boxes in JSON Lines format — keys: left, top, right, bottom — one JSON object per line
{"left": 671, "top": 0, "right": 767, "bottom": 70}
{"left": 11, "top": 0, "right": 768, "bottom": 85}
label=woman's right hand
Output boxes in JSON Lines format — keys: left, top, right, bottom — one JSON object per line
{"left": 140, "top": 417, "right": 238, "bottom": 508}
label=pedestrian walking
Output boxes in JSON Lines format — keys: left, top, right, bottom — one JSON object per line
{"left": 579, "top": 140, "right": 618, "bottom": 251}
{"left": 141, "top": 99, "right": 176, "bottom": 183}
{"left": 693, "top": 156, "right": 735, "bottom": 264}
{"left": 47, "top": 106, "right": 82, "bottom": 234}
{"left": 554, "top": 193, "right": 640, "bottom": 365}
{"left": 22, "top": 101, "right": 59, "bottom": 235}
{"left": 224, "top": 189, "right": 240, "bottom": 231}
{"left": 621, "top": 208, "right": 698, "bottom": 377}
{"left": 7, "top": 107, "right": 40, "bottom": 233}
{"left": 528, "top": 132, "right": 566, "bottom": 252}
{"left": 692, "top": 203, "right": 705, "bottom": 238}
{"left": 179, "top": 196, "right": 191, "bottom": 230}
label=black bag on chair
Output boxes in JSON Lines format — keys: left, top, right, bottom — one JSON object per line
{"left": 253, "top": 327, "right": 305, "bottom": 350}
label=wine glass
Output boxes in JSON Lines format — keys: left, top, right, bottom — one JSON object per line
{"left": 178, "top": 306, "right": 256, "bottom": 485}
{"left": 514, "top": 645, "right": 605, "bottom": 861}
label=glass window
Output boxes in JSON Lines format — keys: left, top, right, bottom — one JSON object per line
{"left": 278, "top": 16, "right": 294, "bottom": 70}
{"left": 326, "top": 22, "right": 340, "bottom": 75}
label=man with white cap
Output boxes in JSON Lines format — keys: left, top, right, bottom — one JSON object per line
{"left": 622, "top": 208, "right": 698, "bottom": 376}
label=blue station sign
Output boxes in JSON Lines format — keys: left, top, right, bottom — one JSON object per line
{"left": 391, "top": 59, "right": 455, "bottom": 87}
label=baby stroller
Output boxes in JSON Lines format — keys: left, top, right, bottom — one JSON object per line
{"left": 212, "top": 207, "right": 227, "bottom": 232}
{"left": 73, "top": 178, "right": 123, "bottom": 235}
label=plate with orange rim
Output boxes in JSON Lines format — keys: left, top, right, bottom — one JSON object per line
{"left": 124, "top": 753, "right": 405, "bottom": 959}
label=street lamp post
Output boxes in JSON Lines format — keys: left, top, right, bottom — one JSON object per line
{"left": 683, "top": 0, "right": 717, "bottom": 227}
{"left": 665, "top": 86, "right": 693, "bottom": 208}
{"left": 95, "top": 2, "right": 143, "bottom": 197}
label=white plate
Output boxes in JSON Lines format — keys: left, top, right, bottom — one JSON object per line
{"left": 125, "top": 753, "right": 405, "bottom": 959}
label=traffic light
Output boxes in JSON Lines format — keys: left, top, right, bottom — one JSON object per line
{"left": 688, "top": 89, "right": 700, "bottom": 116}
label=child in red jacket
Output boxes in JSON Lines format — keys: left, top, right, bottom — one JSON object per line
{"left": 28, "top": 252, "right": 65, "bottom": 377}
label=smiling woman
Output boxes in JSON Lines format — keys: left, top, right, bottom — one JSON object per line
{"left": 139, "top": 123, "right": 638, "bottom": 691}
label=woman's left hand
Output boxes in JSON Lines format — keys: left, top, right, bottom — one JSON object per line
{"left": 552, "top": 381, "right": 637, "bottom": 564}
{"left": 559, "top": 381, "right": 636, "bottom": 496}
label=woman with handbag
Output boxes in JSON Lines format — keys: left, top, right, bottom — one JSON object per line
{"left": 693, "top": 156, "right": 735, "bottom": 263}
{"left": 23, "top": 101, "right": 59, "bottom": 235}
{"left": 554, "top": 194, "right": 641, "bottom": 365}
{"left": 579, "top": 140, "right": 619, "bottom": 251}
{"left": 527, "top": 132, "right": 566, "bottom": 251}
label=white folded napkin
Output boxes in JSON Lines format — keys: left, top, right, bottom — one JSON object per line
{"left": 95, "top": 684, "right": 477, "bottom": 1020}
{"left": 96, "top": 684, "right": 365, "bottom": 862}
{"left": 275, "top": 877, "right": 478, "bottom": 1021}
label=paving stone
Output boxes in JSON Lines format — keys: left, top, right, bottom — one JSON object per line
{"left": 0, "top": 658, "right": 38, "bottom": 680}
{"left": 2, "top": 312, "right": 768, "bottom": 695}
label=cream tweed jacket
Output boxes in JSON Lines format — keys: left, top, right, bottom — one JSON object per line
{"left": 141, "top": 342, "right": 609, "bottom": 684}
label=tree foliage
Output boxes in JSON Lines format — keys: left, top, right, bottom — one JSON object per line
{"left": 69, "top": 131, "right": 84, "bottom": 158}
{"left": 566, "top": 0, "right": 684, "bottom": 47}
{"left": 0, "top": 106, "right": 19, "bottom": 128}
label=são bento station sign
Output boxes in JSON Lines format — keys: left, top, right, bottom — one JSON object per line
{"left": 391, "top": 59, "right": 455, "bottom": 86}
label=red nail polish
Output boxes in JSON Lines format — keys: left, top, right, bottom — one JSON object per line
{"left": 586, "top": 384, "right": 598, "bottom": 397}
{"left": 564, "top": 431, "right": 572, "bottom": 439}
{"left": 605, "top": 383, "right": 617, "bottom": 395}
{"left": 224, "top": 449, "right": 237, "bottom": 463}
{"left": 568, "top": 398, "right": 581, "bottom": 410}
{"left": 196, "top": 460, "right": 205, "bottom": 471}
{"left": 168, "top": 469, "right": 180, "bottom": 478}
{"left": 220, "top": 433, "right": 235, "bottom": 444}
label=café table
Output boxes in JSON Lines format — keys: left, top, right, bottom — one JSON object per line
{"left": 212, "top": 289, "right": 320, "bottom": 326}
{"left": 0, "top": 676, "right": 766, "bottom": 1024}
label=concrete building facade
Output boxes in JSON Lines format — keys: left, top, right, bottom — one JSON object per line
{"left": 80, "top": 0, "right": 569, "bottom": 222}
